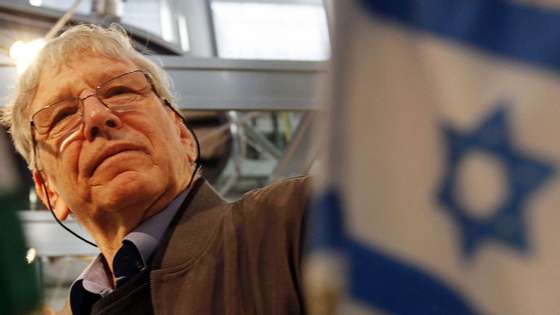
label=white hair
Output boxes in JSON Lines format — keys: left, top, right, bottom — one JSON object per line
{"left": 1, "top": 24, "right": 178, "bottom": 169}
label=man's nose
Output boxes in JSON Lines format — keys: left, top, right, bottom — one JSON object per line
{"left": 81, "top": 95, "right": 123, "bottom": 141}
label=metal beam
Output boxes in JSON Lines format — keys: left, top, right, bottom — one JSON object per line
{"left": 18, "top": 211, "right": 98, "bottom": 257}
{"left": 242, "top": 122, "right": 283, "bottom": 160}
{"left": 271, "top": 112, "right": 316, "bottom": 179}
{"left": 214, "top": 0, "right": 324, "bottom": 5}
{"left": 158, "top": 56, "right": 325, "bottom": 111}
{"left": 0, "top": 56, "right": 326, "bottom": 111}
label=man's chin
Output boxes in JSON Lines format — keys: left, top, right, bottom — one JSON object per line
{"left": 90, "top": 170, "right": 165, "bottom": 211}
{"left": 90, "top": 168, "right": 143, "bottom": 186}
{"left": 89, "top": 154, "right": 152, "bottom": 184}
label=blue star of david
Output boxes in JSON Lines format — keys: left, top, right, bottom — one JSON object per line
{"left": 437, "top": 106, "right": 555, "bottom": 259}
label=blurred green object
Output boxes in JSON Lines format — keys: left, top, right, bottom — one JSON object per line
{"left": 0, "top": 191, "right": 41, "bottom": 315}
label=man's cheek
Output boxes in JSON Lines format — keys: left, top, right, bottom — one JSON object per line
{"left": 60, "top": 142, "right": 83, "bottom": 175}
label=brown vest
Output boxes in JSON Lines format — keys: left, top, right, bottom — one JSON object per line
{"left": 59, "top": 177, "right": 311, "bottom": 315}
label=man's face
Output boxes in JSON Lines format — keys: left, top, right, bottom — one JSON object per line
{"left": 30, "top": 55, "right": 196, "bottom": 225}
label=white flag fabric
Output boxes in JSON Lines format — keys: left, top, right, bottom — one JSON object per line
{"left": 307, "top": 1, "right": 560, "bottom": 314}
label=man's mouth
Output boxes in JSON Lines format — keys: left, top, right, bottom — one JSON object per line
{"left": 87, "top": 143, "right": 146, "bottom": 177}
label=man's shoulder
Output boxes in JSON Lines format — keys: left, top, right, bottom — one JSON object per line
{"left": 230, "top": 176, "right": 311, "bottom": 226}
{"left": 236, "top": 176, "right": 311, "bottom": 208}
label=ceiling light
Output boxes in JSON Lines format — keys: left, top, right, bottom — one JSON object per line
{"left": 9, "top": 38, "right": 46, "bottom": 75}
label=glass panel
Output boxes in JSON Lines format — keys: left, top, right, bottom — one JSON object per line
{"left": 121, "top": 0, "right": 163, "bottom": 39}
{"left": 211, "top": 1, "right": 330, "bottom": 60}
{"left": 30, "top": 0, "right": 92, "bottom": 14}
{"left": 29, "top": 0, "right": 179, "bottom": 46}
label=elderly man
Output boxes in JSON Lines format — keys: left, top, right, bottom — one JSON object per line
{"left": 1, "top": 24, "right": 310, "bottom": 315}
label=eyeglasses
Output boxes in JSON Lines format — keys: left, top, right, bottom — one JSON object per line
{"left": 30, "top": 70, "right": 154, "bottom": 140}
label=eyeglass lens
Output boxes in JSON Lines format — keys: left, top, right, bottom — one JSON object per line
{"left": 32, "top": 70, "right": 151, "bottom": 138}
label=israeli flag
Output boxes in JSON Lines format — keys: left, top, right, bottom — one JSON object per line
{"left": 307, "top": 1, "right": 560, "bottom": 314}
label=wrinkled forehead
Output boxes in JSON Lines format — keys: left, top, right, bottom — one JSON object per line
{"left": 29, "top": 54, "right": 138, "bottom": 114}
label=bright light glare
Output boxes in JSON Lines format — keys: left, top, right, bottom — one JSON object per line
{"left": 211, "top": 2, "right": 330, "bottom": 60}
{"left": 29, "top": 0, "right": 42, "bottom": 7}
{"left": 9, "top": 39, "right": 46, "bottom": 74}
{"left": 26, "top": 248, "right": 37, "bottom": 264}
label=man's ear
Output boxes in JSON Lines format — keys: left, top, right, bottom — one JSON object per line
{"left": 32, "top": 170, "right": 71, "bottom": 221}
{"left": 170, "top": 111, "right": 197, "bottom": 163}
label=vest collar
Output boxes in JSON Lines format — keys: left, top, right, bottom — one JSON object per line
{"left": 150, "top": 177, "right": 227, "bottom": 271}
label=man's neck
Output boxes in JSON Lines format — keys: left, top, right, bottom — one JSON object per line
{"left": 82, "top": 175, "right": 193, "bottom": 274}
{"left": 91, "top": 218, "right": 140, "bottom": 276}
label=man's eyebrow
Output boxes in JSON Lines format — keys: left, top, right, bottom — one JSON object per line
{"left": 41, "top": 86, "right": 74, "bottom": 107}
{"left": 96, "top": 69, "right": 133, "bottom": 85}
{"left": 38, "top": 68, "right": 133, "bottom": 107}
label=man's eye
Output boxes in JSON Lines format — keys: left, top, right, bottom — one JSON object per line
{"left": 50, "top": 106, "right": 78, "bottom": 127}
{"left": 103, "top": 86, "right": 138, "bottom": 98}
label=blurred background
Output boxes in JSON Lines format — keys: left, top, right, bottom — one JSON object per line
{"left": 0, "top": 0, "right": 330, "bottom": 309}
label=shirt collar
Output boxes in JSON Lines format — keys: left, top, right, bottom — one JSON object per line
{"left": 75, "top": 255, "right": 113, "bottom": 296}
{"left": 69, "top": 187, "right": 191, "bottom": 312}
{"left": 123, "top": 187, "right": 190, "bottom": 266}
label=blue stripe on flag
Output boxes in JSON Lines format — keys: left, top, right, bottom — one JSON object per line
{"left": 309, "top": 187, "right": 480, "bottom": 314}
{"left": 359, "top": 0, "right": 560, "bottom": 74}
{"left": 348, "top": 240, "right": 478, "bottom": 315}
{"left": 307, "top": 188, "right": 346, "bottom": 251}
